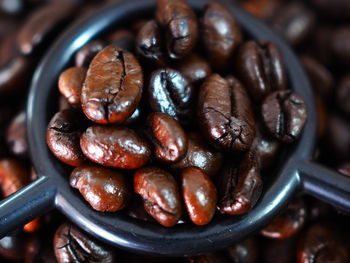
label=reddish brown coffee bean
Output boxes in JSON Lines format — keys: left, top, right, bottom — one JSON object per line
{"left": 198, "top": 74, "right": 255, "bottom": 152}
{"left": 108, "top": 29, "right": 135, "bottom": 52}
{"left": 58, "top": 67, "right": 86, "bottom": 106}
{"left": 261, "top": 199, "right": 306, "bottom": 240}
{"left": 23, "top": 218, "right": 41, "bottom": 233}
{"left": 134, "top": 166, "right": 182, "bottom": 227}
{"left": 81, "top": 45, "right": 143, "bottom": 124}
{"left": 201, "top": 2, "right": 242, "bottom": 70}
{"left": 219, "top": 150, "right": 262, "bottom": 215}
{"left": 146, "top": 112, "right": 187, "bottom": 163}
{"left": 226, "top": 237, "right": 259, "bottom": 263}
{"left": 241, "top": 0, "right": 281, "bottom": 19}
{"left": 236, "top": 41, "right": 287, "bottom": 101}
{"left": 17, "top": 3, "right": 74, "bottom": 55}
{"left": 75, "top": 40, "right": 105, "bottom": 68}
{"left": 80, "top": 125, "right": 151, "bottom": 169}
{"left": 262, "top": 90, "right": 307, "bottom": 143}
{"left": 46, "top": 109, "right": 86, "bottom": 167}
{"left": 176, "top": 54, "right": 212, "bottom": 85}
{"left": 156, "top": 0, "right": 198, "bottom": 59}
{"left": 6, "top": 111, "right": 28, "bottom": 158}
{"left": 70, "top": 164, "right": 130, "bottom": 212}
{"left": 182, "top": 167, "right": 217, "bottom": 226}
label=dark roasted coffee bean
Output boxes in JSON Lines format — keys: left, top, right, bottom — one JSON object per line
{"left": 201, "top": 2, "right": 242, "bottom": 70}
{"left": 149, "top": 68, "right": 194, "bottom": 121}
{"left": 261, "top": 199, "right": 306, "bottom": 240}
{"left": 219, "top": 150, "right": 262, "bottom": 215}
{"left": 297, "top": 224, "right": 349, "bottom": 263}
{"left": 330, "top": 27, "right": 350, "bottom": 66}
{"left": 75, "top": 40, "right": 104, "bottom": 68}
{"left": 134, "top": 166, "right": 182, "bottom": 227}
{"left": 198, "top": 74, "right": 255, "bottom": 152}
{"left": 156, "top": 0, "right": 198, "bottom": 59}
{"left": 272, "top": 2, "right": 315, "bottom": 46}
{"left": 172, "top": 133, "right": 223, "bottom": 177}
{"left": 80, "top": 125, "right": 151, "bottom": 169}
{"left": 70, "top": 164, "right": 130, "bottom": 212}
{"left": 81, "top": 45, "right": 143, "bottom": 124}
{"left": 58, "top": 67, "right": 87, "bottom": 106}
{"left": 262, "top": 90, "right": 307, "bottom": 143}
{"left": 336, "top": 75, "right": 350, "bottom": 116}
{"left": 236, "top": 41, "right": 287, "bottom": 101}
{"left": 47, "top": 109, "right": 86, "bottom": 166}
{"left": 146, "top": 112, "right": 187, "bottom": 163}
{"left": 54, "top": 223, "right": 116, "bottom": 263}
{"left": 17, "top": 3, "right": 74, "bottom": 55}
{"left": 176, "top": 54, "right": 211, "bottom": 85}
{"left": 300, "top": 55, "right": 333, "bottom": 98}
{"left": 0, "top": 158, "right": 30, "bottom": 197}
{"left": 135, "top": 20, "right": 166, "bottom": 66}
{"left": 107, "top": 29, "right": 135, "bottom": 52}
{"left": 226, "top": 237, "right": 259, "bottom": 263}
{"left": 6, "top": 111, "right": 28, "bottom": 158}
{"left": 125, "top": 197, "right": 156, "bottom": 222}
{"left": 182, "top": 167, "right": 217, "bottom": 225}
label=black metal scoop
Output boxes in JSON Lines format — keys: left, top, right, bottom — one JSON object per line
{"left": 0, "top": 0, "right": 349, "bottom": 257}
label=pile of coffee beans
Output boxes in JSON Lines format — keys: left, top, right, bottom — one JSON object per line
{"left": 46, "top": 0, "right": 307, "bottom": 227}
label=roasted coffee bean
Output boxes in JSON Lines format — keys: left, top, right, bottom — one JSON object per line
{"left": 219, "top": 150, "right": 262, "bottom": 215}
{"left": 54, "top": 223, "right": 116, "bottom": 263}
{"left": 236, "top": 41, "right": 287, "bottom": 101}
{"left": 80, "top": 125, "right": 151, "bottom": 169}
{"left": 272, "top": 2, "right": 315, "bottom": 46}
{"left": 0, "top": 234, "right": 27, "bottom": 261}
{"left": 226, "top": 237, "right": 259, "bottom": 263}
{"left": 262, "top": 90, "right": 307, "bottom": 143}
{"left": 201, "top": 2, "right": 242, "bottom": 70}
{"left": 261, "top": 199, "right": 306, "bottom": 240}
{"left": 241, "top": 0, "right": 281, "bottom": 19}
{"left": 172, "top": 133, "right": 223, "bottom": 177}
{"left": 149, "top": 68, "right": 194, "bottom": 121}
{"left": 75, "top": 40, "right": 104, "bottom": 68}
{"left": 297, "top": 224, "right": 349, "bottom": 263}
{"left": 125, "top": 196, "right": 156, "bottom": 222}
{"left": 81, "top": 45, "right": 143, "bottom": 124}
{"left": 146, "top": 112, "right": 187, "bottom": 163}
{"left": 0, "top": 158, "right": 30, "bottom": 197}
{"left": 58, "top": 67, "right": 86, "bottom": 106}
{"left": 336, "top": 75, "right": 350, "bottom": 116}
{"left": 156, "top": 0, "right": 198, "bottom": 59}
{"left": 46, "top": 109, "right": 86, "bottom": 166}
{"left": 300, "top": 55, "right": 333, "bottom": 98}
{"left": 107, "top": 29, "right": 135, "bottom": 52}
{"left": 70, "top": 164, "right": 130, "bottom": 212}
{"left": 17, "top": 3, "right": 74, "bottom": 55}
{"left": 134, "top": 166, "right": 182, "bottom": 227}
{"left": 124, "top": 107, "right": 142, "bottom": 126}
{"left": 176, "top": 54, "right": 211, "bottom": 85}
{"left": 182, "top": 167, "right": 217, "bottom": 225}
{"left": 135, "top": 20, "right": 166, "bottom": 66}
{"left": 198, "top": 74, "right": 255, "bottom": 152}
{"left": 23, "top": 217, "right": 41, "bottom": 233}
{"left": 6, "top": 111, "right": 28, "bottom": 158}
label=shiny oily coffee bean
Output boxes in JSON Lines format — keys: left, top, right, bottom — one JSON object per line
{"left": 107, "top": 29, "right": 135, "bottom": 52}
{"left": 182, "top": 167, "right": 217, "bottom": 225}
{"left": 54, "top": 223, "right": 117, "bottom": 263}
{"left": 172, "top": 132, "right": 223, "bottom": 177}
{"left": 156, "top": 0, "right": 198, "bottom": 59}
{"left": 80, "top": 125, "right": 151, "bottom": 169}
{"left": 149, "top": 68, "right": 194, "bottom": 121}
{"left": 261, "top": 198, "right": 306, "bottom": 240}
{"left": 6, "top": 111, "right": 28, "bottom": 158}
{"left": 262, "top": 90, "right": 307, "bottom": 143}
{"left": 46, "top": 109, "right": 86, "bottom": 167}
{"left": 75, "top": 40, "right": 104, "bottom": 68}
{"left": 201, "top": 2, "right": 242, "bottom": 70}
{"left": 81, "top": 45, "right": 143, "bottom": 124}
{"left": 146, "top": 112, "right": 187, "bottom": 163}
{"left": 70, "top": 164, "right": 130, "bottom": 212}
{"left": 336, "top": 75, "right": 350, "bottom": 116}
{"left": 17, "top": 3, "right": 74, "bottom": 55}
{"left": 176, "top": 54, "right": 212, "bottom": 85}
{"left": 297, "top": 224, "right": 349, "bottom": 263}
{"left": 0, "top": 158, "right": 30, "bottom": 197}
{"left": 58, "top": 67, "right": 87, "bottom": 106}
{"left": 135, "top": 20, "right": 166, "bottom": 66}
{"left": 134, "top": 166, "right": 182, "bottom": 227}
{"left": 198, "top": 74, "right": 255, "bottom": 152}
{"left": 226, "top": 237, "right": 259, "bottom": 263}
{"left": 219, "top": 150, "right": 262, "bottom": 215}
{"left": 236, "top": 41, "right": 287, "bottom": 101}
